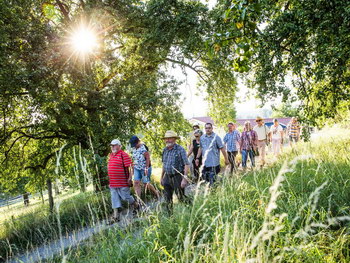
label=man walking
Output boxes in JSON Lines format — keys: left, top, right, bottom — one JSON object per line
{"left": 253, "top": 117, "right": 270, "bottom": 167}
{"left": 107, "top": 139, "right": 138, "bottom": 223}
{"left": 287, "top": 117, "right": 301, "bottom": 147}
{"left": 161, "top": 130, "right": 190, "bottom": 211}
{"left": 195, "top": 123, "right": 229, "bottom": 186}
{"left": 223, "top": 122, "right": 240, "bottom": 173}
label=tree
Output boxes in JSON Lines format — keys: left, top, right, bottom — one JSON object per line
{"left": 212, "top": 0, "right": 350, "bottom": 127}
{"left": 0, "top": 0, "right": 238, "bottom": 204}
{"left": 271, "top": 102, "right": 299, "bottom": 118}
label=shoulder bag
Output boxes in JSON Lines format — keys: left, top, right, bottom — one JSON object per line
{"left": 120, "top": 152, "right": 133, "bottom": 187}
{"left": 264, "top": 125, "right": 270, "bottom": 146}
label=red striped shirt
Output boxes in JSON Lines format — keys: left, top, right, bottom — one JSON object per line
{"left": 107, "top": 150, "right": 132, "bottom": 188}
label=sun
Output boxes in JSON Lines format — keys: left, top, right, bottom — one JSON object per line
{"left": 69, "top": 25, "right": 98, "bottom": 58}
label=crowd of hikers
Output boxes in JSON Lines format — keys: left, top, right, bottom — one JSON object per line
{"left": 107, "top": 116, "right": 301, "bottom": 223}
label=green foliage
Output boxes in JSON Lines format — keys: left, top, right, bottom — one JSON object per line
{"left": 271, "top": 102, "right": 299, "bottom": 118}
{"left": 54, "top": 128, "right": 350, "bottom": 262}
{"left": 1, "top": 0, "right": 236, "bottom": 194}
{"left": 215, "top": 0, "right": 350, "bottom": 126}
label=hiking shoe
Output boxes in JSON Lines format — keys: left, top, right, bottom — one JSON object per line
{"left": 132, "top": 206, "right": 141, "bottom": 218}
{"left": 107, "top": 215, "right": 120, "bottom": 225}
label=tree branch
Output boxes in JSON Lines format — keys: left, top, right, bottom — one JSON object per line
{"left": 25, "top": 152, "right": 56, "bottom": 171}
{"left": 165, "top": 58, "right": 210, "bottom": 82}
{"left": 55, "top": 0, "right": 70, "bottom": 22}
{"left": 97, "top": 71, "right": 118, "bottom": 91}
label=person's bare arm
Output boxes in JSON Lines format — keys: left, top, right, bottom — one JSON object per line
{"left": 187, "top": 144, "right": 193, "bottom": 158}
{"left": 195, "top": 147, "right": 202, "bottom": 166}
{"left": 127, "top": 166, "right": 133, "bottom": 181}
{"left": 144, "top": 151, "right": 150, "bottom": 168}
{"left": 161, "top": 167, "right": 165, "bottom": 185}
{"left": 181, "top": 164, "right": 190, "bottom": 188}
{"left": 220, "top": 147, "right": 229, "bottom": 165}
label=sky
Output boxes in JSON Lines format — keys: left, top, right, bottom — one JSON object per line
{"left": 166, "top": 63, "right": 275, "bottom": 119}
{"left": 164, "top": 0, "right": 279, "bottom": 120}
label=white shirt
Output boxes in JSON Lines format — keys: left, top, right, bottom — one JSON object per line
{"left": 253, "top": 125, "right": 270, "bottom": 140}
{"left": 271, "top": 125, "right": 283, "bottom": 140}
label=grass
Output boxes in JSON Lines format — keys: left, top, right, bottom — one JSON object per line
{"left": 0, "top": 186, "right": 92, "bottom": 223}
{"left": 0, "top": 190, "right": 112, "bottom": 260}
{"left": 50, "top": 127, "right": 350, "bottom": 262}
{"left": 0, "top": 169, "right": 163, "bottom": 261}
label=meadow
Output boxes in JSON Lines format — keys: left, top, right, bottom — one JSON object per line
{"left": 46, "top": 126, "right": 350, "bottom": 263}
{"left": 2, "top": 127, "right": 350, "bottom": 262}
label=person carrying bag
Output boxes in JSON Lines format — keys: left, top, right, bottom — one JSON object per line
{"left": 107, "top": 139, "right": 138, "bottom": 224}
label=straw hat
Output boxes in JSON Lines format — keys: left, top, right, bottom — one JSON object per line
{"left": 162, "top": 130, "right": 180, "bottom": 139}
{"left": 255, "top": 116, "right": 263, "bottom": 122}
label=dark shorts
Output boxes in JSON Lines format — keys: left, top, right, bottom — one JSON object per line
{"left": 289, "top": 136, "right": 299, "bottom": 142}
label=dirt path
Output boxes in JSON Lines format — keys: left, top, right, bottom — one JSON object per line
{"left": 6, "top": 200, "right": 160, "bottom": 263}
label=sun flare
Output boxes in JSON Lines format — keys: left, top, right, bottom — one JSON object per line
{"left": 69, "top": 25, "right": 98, "bottom": 56}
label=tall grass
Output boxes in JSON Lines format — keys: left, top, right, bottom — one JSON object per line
{"left": 0, "top": 190, "right": 112, "bottom": 260}
{"left": 54, "top": 127, "right": 350, "bottom": 262}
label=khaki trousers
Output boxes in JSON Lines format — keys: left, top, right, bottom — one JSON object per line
{"left": 257, "top": 140, "right": 266, "bottom": 163}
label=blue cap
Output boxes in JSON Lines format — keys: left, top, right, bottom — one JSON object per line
{"left": 129, "top": 136, "right": 139, "bottom": 148}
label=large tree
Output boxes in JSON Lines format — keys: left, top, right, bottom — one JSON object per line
{"left": 0, "top": 0, "right": 237, "bottom": 202}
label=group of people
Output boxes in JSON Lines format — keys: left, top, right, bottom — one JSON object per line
{"left": 106, "top": 116, "right": 301, "bottom": 222}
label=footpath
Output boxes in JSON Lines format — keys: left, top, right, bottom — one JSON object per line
{"left": 6, "top": 200, "right": 160, "bottom": 263}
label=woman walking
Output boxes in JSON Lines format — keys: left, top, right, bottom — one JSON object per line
{"left": 239, "top": 121, "right": 258, "bottom": 170}
{"left": 187, "top": 129, "right": 203, "bottom": 182}
{"left": 271, "top": 119, "right": 284, "bottom": 157}
{"left": 129, "top": 136, "right": 160, "bottom": 202}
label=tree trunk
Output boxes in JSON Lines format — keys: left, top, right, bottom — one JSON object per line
{"left": 47, "top": 178, "right": 54, "bottom": 213}
{"left": 23, "top": 193, "right": 29, "bottom": 206}
{"left": 40, "top": 189, "right": 44, "bottom": 204}
{"left": 54, "top": 179, "right": 60, "bottom": 196}
{"left": 79, "top": 178, "right": 86, "bottom": 193}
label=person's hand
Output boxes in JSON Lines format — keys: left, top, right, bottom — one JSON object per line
{"left": 181, "top": 177, "right": 188, "bottom": 188}
{"left": 224, "top": 159, "right": 229, "bottom": 165}
{"left": 144, "top": 167, "right": 149, "bottom": 175}
{"left": 195, "top": 159, "right": 199, "bottom": 166}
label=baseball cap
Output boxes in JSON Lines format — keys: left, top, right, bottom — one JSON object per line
{"left": 110, "top": 139, "right": 121, "bottom": 146}
{"left": 129, "top": 136, "right": 139, "bottom": 148}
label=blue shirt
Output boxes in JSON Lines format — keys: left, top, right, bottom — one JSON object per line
{"left": 223, "top": 130, "right": 241, "bottom": 152}
{"left": 200, "top": 132, "right": 224, "bottom": 167}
